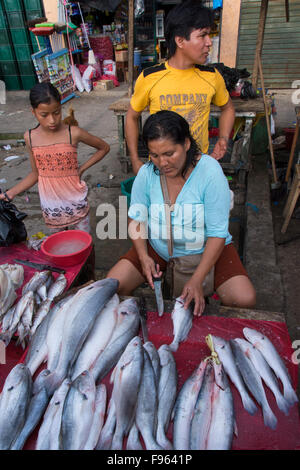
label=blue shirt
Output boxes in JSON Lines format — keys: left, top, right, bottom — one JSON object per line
{"left": 128, "top": 154, "right": 232, "bottom": 261}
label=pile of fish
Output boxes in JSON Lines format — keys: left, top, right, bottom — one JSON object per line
{"left": 0, "top": 269, "right": 67, "bottom": 348}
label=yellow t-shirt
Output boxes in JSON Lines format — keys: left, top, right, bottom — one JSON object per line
{"left": 130, "top": 61, "right": 229, "bottom": 153}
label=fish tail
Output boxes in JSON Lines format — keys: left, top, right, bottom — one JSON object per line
{"left": 42, "top": 371, "right": 63, "bottom": 397}
{"left": 275, "top": 393, "right": 291, "bottom": 416}
{"left": 283, "top": 384, "right": 299, "bottom": 407}
{"left": 168, "top": 341, "right": 179, "bottom": 352}
{"left": 156, "top": 427, "right": 173, "bottom": 450}
{"left": 241, "top": 392, "right": 258, "bottom": 415}
{"left": 262, "top": 403, "right": 277, "bottom": 430}
{"left": 110, "top": 431, "right": 124, "bottom": 450}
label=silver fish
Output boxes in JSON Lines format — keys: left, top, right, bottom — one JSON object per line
{"left": 136, "top": 349, "right": 162, "bottom": 450}
{"left": 25, "top": 296, "right": 72, "bottom": 376}
{"left": 71, "top": 294, "right": 119, "bottom": 380}
{"left": 22, "top": 270, "right": 51, "bottom": 296}
{"left": 0, "top": 364, "right": 32, "bottom": 449}
{"left": 173, "top": 360, "right": 207, "bottom": 450}
{"left": 30, "top": 298, "right": 52, "bottom": 336}
{"left": 243, "top": 327, "right": 299, "bottom": 407}
{"left": 10, "top": 370, "right": 51, "bottom": 450}
{"left": 47, "top": 273, "right": 67, "bottom": 301}
{"left": 36, "top": 378, "right": 71, "bottom": 450}
{"left": 143, "top": 341, "right": 161, "bottom": 388}
{"left": 169, "top": 298, "right": 193, "bottom": 352}
{"left": 235, "top": 337, "right": 290, "bottom": 416}
{"left": 95, "top": 397, "right": 116, "bottom": 450}
{"left": 43, "top": 278, "right": 119, "bottom": 395}
{"left": 0, "top": 291, "right": 34, "bottom": 346}
{"left": 206, "top": 367, "right": 235, "bottom": 450}
{"left": 231, "top": 338, "right": 277, "bottom": 430}
{"left": 90, "top": 297, "right": 140, "bottom": 383}
{"left": 83, "top": 383, "right": 107, "bottom": 450}
{"left": 210, "top": 335, "right": 257, "bottom": 415}
{"left": 190, "top": 361, "right": 215, "bottom": 450}
{"left": 156, "top": 344, "right": 177, "bottom": 450}
{"left": 61, "top": 370, "right": 96, "bottom": 450}
{"left": 111, "top": 336, "right": 144, "bottom": 450}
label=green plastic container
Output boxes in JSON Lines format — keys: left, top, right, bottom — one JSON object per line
{"left": 120, "top": 176, "right": 136, "bottom": 206}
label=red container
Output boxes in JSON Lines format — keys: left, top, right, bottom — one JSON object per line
{"left": 283, "top": 128, "right": 296, "bottom": 150}
{"left": 41, "top": 230, "right": 92, "bottom": 267}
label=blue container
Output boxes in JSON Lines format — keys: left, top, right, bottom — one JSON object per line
{"left": 134, "top": 49, "right": 141, "bottom": 67}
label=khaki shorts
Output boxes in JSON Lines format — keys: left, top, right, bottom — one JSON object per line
{"left": 119, "top": 242, "right": 248, "bottom": 291}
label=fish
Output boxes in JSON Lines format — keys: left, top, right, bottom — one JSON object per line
{"left": 210, "top": 335, "right": 258, "bottom": 415}
{"left": 205, "top": 368, "right": 235, "bottom": 450}
{"left": 30, "top": 298, "right": 52, "bottom": 337}
{"left": 110, "top": 336, "right": 144, "bottom": 450}
{"left": 22, "top": 270, "right": 51, "bottom": 296}
{"left": 60, "top": 370, "right": 96, "bottom": 450}
{"left": 83, "top": 383, "right": 107, "bottom": 450}
{"left": 95, "top": 397, "right": 116, "bottom": 450}
{"left": 0, "top": 291, "right": 35, "bottom": 346}
{"left": 25, "top": 296, "right": 73, "bottom": 376}
{"left": 169, "top": 298, "right": 193, "bottom": 352}
{"left": 190, "top": 360, "right": 215, "bottom": 450}
{"left": 36, "top": 378, "right": 72, "bottom": 450}
{"left": 234, "top": 337, "right": 290, "bottom": 416}
{"left": 0, "top": 264, "right": 24, "bottom": 289}
{"left": 135, "top": 349, "right": 162, "bottom": 450}
{"left": 46, "top": 273, "right": 67, "bottom": 301}
{"left": 143, "top": 341, "right": 161, "bottom": 388}
{"left": 90, "top": 297, "right": 140, "bottom": 383}
{"left": 10, "top": 370, "right": 51, "bottom": 450}
{"left": 71, "top": 294, "right": 119, "bottom": 380}
{"left": 43, "top": 278, "right": 119, "bottom": 395}
{"left": 0, "top": 305, "right": 16, "bottom": 333}
{"left": 230, "top": 338, "right": 277, "bottom": 430}
{"left": 243, "top": 327, "right": 299, "bottom": 407}
{"left": 0, "top": 364, "right": 32, "bottom": 449}
{"left": 126, "top": 423, "right": 143, "bottom": 450}
{"left": 173, "top": 360, "right": 207, "bottom": 450}
{"left": 16, "top": 295, "right": 35, "bottom": 348}
{"left": 0, "top": 267, "right": 17, "bottom": 318}
{"left": 156, "top": 345, "right": 178, "bottom": 450}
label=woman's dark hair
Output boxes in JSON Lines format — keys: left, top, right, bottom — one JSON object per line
{"left": 142, "top": 110, "right": 199, "bottom": 177}
{"left": 29, "top": 82, "right": 61, "bottom": 109}
{"left": 165, "top": 0, "right": 215, "bottom": 58}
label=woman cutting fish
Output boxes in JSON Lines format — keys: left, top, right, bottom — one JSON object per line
{"left": 107, "top": 111, "right": 256, "bottom": 316}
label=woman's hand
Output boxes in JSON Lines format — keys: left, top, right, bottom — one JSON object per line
{"left": 140, "top": 258, "right": 162, "bottom": 290}
{"left": 180, "top": 276, "right": 206, "bottom": 317}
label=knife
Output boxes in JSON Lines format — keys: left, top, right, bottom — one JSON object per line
{"left": 153, "top": 275, "right": 164, "bottom": 317}
{"left": 139, "top": 296, "right": 148, "bottom": 343}
{"left": 14, "top": 259, "right": 66, "bottom": 274}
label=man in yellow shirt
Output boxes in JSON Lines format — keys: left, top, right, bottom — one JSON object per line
{"left": 125, "top": 0, "right": 235, "bottom": 175}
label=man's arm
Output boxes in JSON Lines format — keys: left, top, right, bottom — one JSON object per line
{"left": 125, "top": 105, "right": 144, "bottom": 175}
{"left": 211, "top": 97, "right": 235, "bottom": 161}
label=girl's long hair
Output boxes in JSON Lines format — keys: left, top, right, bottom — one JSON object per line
{"left": 142, "top": 110, "right": 200, "bottom": 177}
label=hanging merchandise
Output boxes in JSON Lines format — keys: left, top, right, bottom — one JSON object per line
{"left": 135, "top": 0, "right": 145, "bottom": 18}
{"left": 46, "top": 49, "right": 76, "bottom": 103}
{"left": 77, "top": 2, "right": 97, "bottom": 65}
{"left": 31, "top": 49, "right": 50, "bottom": 83}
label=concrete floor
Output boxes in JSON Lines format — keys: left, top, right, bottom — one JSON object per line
{"left": 0, "top": 84, "right": 299, "bottom": 395}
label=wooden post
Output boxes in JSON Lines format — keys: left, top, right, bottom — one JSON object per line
{"left": 252, "top": 0, "right": 269, "bottom": 91}
{"left": 128, "top": 0, "right": 134, "bottom": 97}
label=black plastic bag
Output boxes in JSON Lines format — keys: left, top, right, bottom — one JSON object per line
{"left": 0, "top": 200, "right": 28, "bottom": 247}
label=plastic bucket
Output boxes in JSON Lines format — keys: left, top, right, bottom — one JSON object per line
{"left": 134, "top": 49, "right": 142, "bottom": 67}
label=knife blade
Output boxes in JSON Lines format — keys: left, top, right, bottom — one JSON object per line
{"left": 14, "top": 259, "right": 66, "bottom": 274}
{"left": 138, "top": 296, "right": 148, "bottom": 343}
{"left": 153, "top": 275, "right": 164, "bottom": 317}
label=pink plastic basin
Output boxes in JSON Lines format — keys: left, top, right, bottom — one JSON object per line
{"left": 41, "top": 230, "right": 92, "bottom": 267}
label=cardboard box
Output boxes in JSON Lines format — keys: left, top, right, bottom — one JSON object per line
{"left": 97, "top": 79, "right": 114, "bottom": 90}
{"left": 115, "top": 50, "right": 128, "bottom": 62}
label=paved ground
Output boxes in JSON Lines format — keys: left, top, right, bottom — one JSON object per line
{"left": 1, "top": 84, "right": 299, "bottom": 397}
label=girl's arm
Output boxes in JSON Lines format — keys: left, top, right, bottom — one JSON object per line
{"left": 0, "top": 132, "right": 38, "bottom": 201}
{"left": 128, "top": 218, "right": 162, "bottom": 289}
{"left": 72, "top": 127, "right": 110, "bottom": 177}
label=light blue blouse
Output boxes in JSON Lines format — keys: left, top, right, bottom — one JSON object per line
{"left": 128, "top": 154, "right": 232, "bottom": 261}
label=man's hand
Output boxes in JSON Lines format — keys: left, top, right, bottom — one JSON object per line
{"left": 211, "top": 136, "right": 228, "bottom": 160}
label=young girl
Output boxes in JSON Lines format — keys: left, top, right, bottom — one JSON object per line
{"left": 0, "top": 82, "right": 110, "bottom": 234}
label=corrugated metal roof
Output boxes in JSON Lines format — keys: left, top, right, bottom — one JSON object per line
{"left": 236, "top": 0, "right": 300, "bottom": 88}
